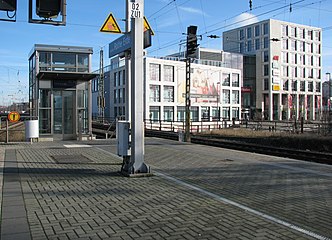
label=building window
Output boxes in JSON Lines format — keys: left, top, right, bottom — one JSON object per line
{"left": 263, "top": 65, "right": 269, "bottom": 76}
{"left": 222, "top": 107, "right": 230, "bottom": 120}
{"left": 308, "top": 82, "right": 313, "bottom": 92}
{"left": 122, "top": 70, "right": 126, "bottom": 85}
{"left": 222, "top": 89, "right": 230, "bottom": 104}
{"left": 290, "top": 53, "right": 296, "bottom": 64}
{"left": 222, "top": 73, "right": 230, "bottom": 86}
{"left": 247, "top": 27, "right": 252, "bottom": 38}
{"left": 292, "top": 80, "right": 297, "bottom": 91}
{"left": 263, "top": 23, "right": 268, "bottom": 35}
{"left": 122, "top": 88, "right": 126, "bottom": 103}
{"left": 149, "top": 85, "right": 160, "bottom": 102}
{"left": 308, "top": 30, "right": 313, "bottom": 40}
{"left": 282, "top": 39, "right": 288, "bottom": 50}
{"left": 255, "top": 25, "right": 260, "bottom": 37}
{"left": 299, "top": 41, "right": 304, "bottom": 52}
{"left": 314, "top": 31, "right": 320, "bottom": 41}
{"left": 263, "top": 79, "right": 269, "bottom": 91}
{"left": 298, "top": 28, "right": 304, "bottom": 39}
{"left": 282, "top": 25, "right": 288, "bottom": 36}
{"left": 263, "top": 51, "right": 269, "bottom": 62}
{"left": 291, "top": 40, "right": 297, "bottom": 51}
{"left": 201, "top": 106, "right": 210, "bottom": 121}
{"left": 290, "top": 27, "right": 296, "bottom": 37}
{"left": 247, "top": 40, "right": 252, "bottom": 52}
{"left": 164, "top": 65, "right": 174, "bottom": 82}
{"left": 282, "top": 52, "right": 288, "bottom": 63}
{"left": 282, "top": 66, "right": 288, "bottom": 77}
{"left": 232, "top": 90, "right": 239, "bottom": 104}
{"left": 239, "top": 29, "right": 244, "bottom": 40}
{"left": 114, "top": 90, "right": 117, "bottom": 103}
{"left": 232, "top": 73, "right": 240, "bottom": 87}
{"left": 177, "top": 106, "right": 185, "bottom": 121}
{"left": 117, "top": 71, "right": 121, "bottom": 86}
{"left": 163, "top": 86, "right": 174, "bottom": 102}
{"left": 255, "top": 39, "right": 260, "bottom": 50}
{"left": 316, "top": 82, "right": 321, "bottom": 92}
{"left": 298, "top": 67, "right": 303, "bottom": 78}
{"left": 189, "top": 107, "right": 198, "bottom": 122}
{"left": 149, "top": 106, "right": 160, "bottom": 121}
{"left": 264, "top": 37, "right": 269, "bottom": 49}
{"left": 240, "top": 42, "right": 244, "bottom": 53}
{"left": 114, "top": 72, "right": 117, "bottom": 87}
{"left": 300, "top": 81, "right": 305, "bottom": 91}
{"left": 150, "top": 63, "right": 160, "bottom": 81}
{"left": 283, "top": 80, "right": 289, "bottom": 91}
{"left": 232, "top": 107, "right": 239, "bottom": 119}
{"left": 163, "top": 106, "right": 174, "bottom": 121}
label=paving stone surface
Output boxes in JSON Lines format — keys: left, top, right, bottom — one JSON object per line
{"left": 0, "top": 139, "right": 331, "bottom": 239}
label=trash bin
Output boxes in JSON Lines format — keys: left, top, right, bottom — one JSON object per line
{"left": 25, "top": 120, "right": 39, "bottom": 142}
{"left": 178, "top": 130, "right": 184, "bottom": 142}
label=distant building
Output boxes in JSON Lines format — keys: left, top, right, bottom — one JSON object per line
{"left": 92, "top": 49, "right": 242, "bottom": 123}
{"left": 223, "top": 19, "right": 322, "bottom": 121}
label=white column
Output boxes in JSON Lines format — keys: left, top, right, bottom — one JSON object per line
{"left": 130, "top": 0, "right": 149, "bottom": 173}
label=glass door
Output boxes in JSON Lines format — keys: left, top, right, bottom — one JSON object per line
{"left": 53, "top": 91, "right": 63, "bottom": 134}
{"left": 53, "top": 90, "right": 75, "bottom": 139}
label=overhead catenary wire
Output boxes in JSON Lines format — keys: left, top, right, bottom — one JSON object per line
{"left": 148, "top": 0, "right": 309, "bottom": 55}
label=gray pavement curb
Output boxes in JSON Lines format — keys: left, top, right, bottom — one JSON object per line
{"left": 1, "top": 149, "right": 31, "bottom": 240}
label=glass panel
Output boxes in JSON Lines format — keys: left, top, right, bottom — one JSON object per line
{"left": 163, "top": 106, "right": 174, "bottom": 121}
{"left": 63, "top": 91, "right": 74, "bottom": 134}
{"left": 39, "top": 89, "right": 51, "bottom": 107}
{"left": 150, "top": 63, "right": 160, "bottom": 81}
{"left": 149, "top": 85, "right": 160, "bottom": 102}
{"left": 201, "top": 106, "right": 209, "bottom": 121}
{"left": 39, "top": 109, "right": 51, "bottom": 134}
{"left": 164, "top": 65, "right": 174, "bottom": 82}
{"left": 149, "top": 106, "right": 160, "bottom": 121}
{"left": 222, "top": 73, "right": 230, "bottom": 86}
{"left": 190, "top": 106, "right": 199, "bottom": 121}
{"left": 53, "top": 91, "right": 62, "bottom": 134}
{"left": 177, "top": 106, "right": 185, "bottom": 121}
{"left": 39, "top": 52, "right": 51, "bottom": 71}
{"left": 163, "top": 86, "right": 174, "bottom": 102}
{"left": 232, "top": 74, "right": 239, "bottom": 87}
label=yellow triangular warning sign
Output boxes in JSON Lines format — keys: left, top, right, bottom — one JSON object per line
{"left": 100, "top": 13, "right": 122, "bottom": 33}
{"left": 143, "top": 16, "right": 154, "bottom": 36}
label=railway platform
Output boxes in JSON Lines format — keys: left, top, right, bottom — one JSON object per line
{"left": 0, "top": 137, "right": 331, "bottom": 239}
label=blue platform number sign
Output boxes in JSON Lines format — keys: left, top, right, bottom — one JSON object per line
{"left": 130, "top": 1, "right": 142, "bottom": 19}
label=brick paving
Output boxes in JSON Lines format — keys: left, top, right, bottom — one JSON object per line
{"left": 0, "top": 139, "right": 331, "bottom": 239}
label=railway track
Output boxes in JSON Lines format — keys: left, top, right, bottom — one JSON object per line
{"left": 145, "top": 129, "right": 332, "bottom": 165}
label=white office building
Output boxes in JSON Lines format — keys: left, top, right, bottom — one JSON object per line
{"left": 223, "top": 19, "right": 322, "bottom": 121}
{"left": 92, "top": 53, "right": 242, "bottom": 125}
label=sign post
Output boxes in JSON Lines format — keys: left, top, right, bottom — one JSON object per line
{"left": 120, "top": 0, "right": 150, "bottom": 176}
{"left": 130, "top": 0, "right": 149, "bottom": 174}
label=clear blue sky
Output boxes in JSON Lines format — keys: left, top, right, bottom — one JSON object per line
{"left": 1, "top": 0, "right": 332, "bottom": 106}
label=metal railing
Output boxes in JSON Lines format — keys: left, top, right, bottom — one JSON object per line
{"left": 0, "top": 115, "right": 38, "bottom": 143}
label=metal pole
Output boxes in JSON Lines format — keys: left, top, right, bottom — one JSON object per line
{"left": 125, "top": 0, "right": 131, "bottom": 121}
{"left": 127, "top": 0, "right": 149, "bottom": 174}
{"left": 185, "top": 58, "right": 191, "bottom": 142}
{"left": 6, "top": 119, "right": 9, "bottom": 143}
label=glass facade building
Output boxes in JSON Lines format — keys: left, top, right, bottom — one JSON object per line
{"left": 29, "top": 44, "right": 97, "bottom": 140}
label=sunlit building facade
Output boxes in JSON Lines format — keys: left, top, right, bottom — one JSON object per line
{"left": 223, "top": 19, "right": 322, "bottom": 121}
{"left": 92, "top": 52, "right": 242, "bottom": 123}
